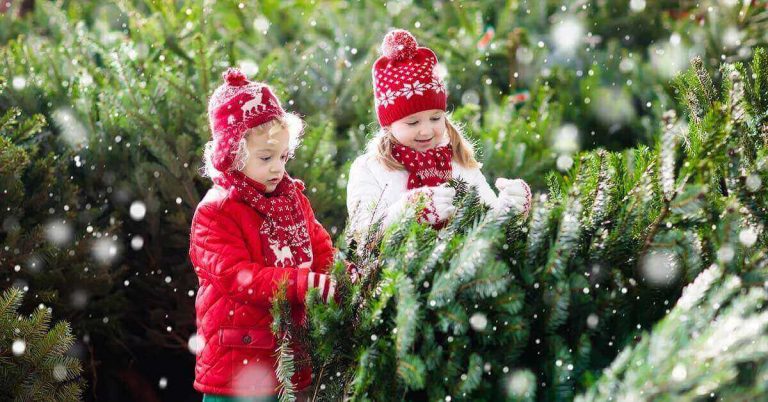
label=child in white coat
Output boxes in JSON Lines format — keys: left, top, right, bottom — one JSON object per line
{"left": 347, "top": 29, "right": 532, "bottom": 239}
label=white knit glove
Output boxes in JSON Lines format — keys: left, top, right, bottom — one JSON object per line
{"left": 411, "top": 184, "right": 457, "bottom": 225}
{"left": 383, "top": 185, "right": 457, "bottom": 227}
{"left": 494, "top": 178, "right": 532, "bottom": 216}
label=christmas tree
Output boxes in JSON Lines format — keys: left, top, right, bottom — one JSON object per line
{"left": 271, "top": 51, "right": 768, "bottom": 400}
{"left": 2, "top": 0, "right": 768, "bottom": 400}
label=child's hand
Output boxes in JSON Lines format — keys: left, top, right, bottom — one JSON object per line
{"left": 310, "top": 272, "right": 337, "bottom": 304}
{"left": 494, "top": 178, "right": 532, "bottom": 215}
{"left": 407, "top": 184, "right": 457, "bottom": 224}
{"left": 345, "top": 261, "right": 361, "bottom": 285}
{"left": 325, "top": 277, "right": 338, "bottom": 304}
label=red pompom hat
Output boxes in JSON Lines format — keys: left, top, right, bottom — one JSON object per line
{"left": 207, "top": 68, "right": 285, "bottom": 172}
{"left": 372, "top": 29, "right": 448, "bottom": 126}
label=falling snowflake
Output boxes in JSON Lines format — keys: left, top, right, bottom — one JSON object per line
{"left": 45, "top": 219, "right": 73, "bottom": 247}
{"left": 745, "top": 174, "right": 761, "bottom": 191}
{"left": 239, "top": 59, "right": 259, "bottom": 76}
{"left": 12, "top": 76, "right": 26, "bottom": 90}
{"left": 70, "top": 289, "right": 89, "bottom": 309}
{"left": 129, "top": 201, "right": 146, "bottom": 221}
{"left": 587, "top": 314, "right": 599, "bottom": 329}
{"left": 236, "top": 269, "right": 254, "bottom": 286}
{"left": 553, "top": 124, "right": 580, "bottom": 154}
{"left": 551, "top": 17, "right": 584, "bottom": 54}
{"left": 739, "top": 228, "right": 758, "bottom": 247}
{"left": 130, "top": 235, "right": 144, "bottom": 251}
{"left": 12, "top": 339, "right": 26, "bottom": 356}
{"left": 92, "top": 237, "right": 120, "bottom": 265}
{"left": 469, "top": 312, "right": 488, "bottom": 332}
{"left": 231, "top": 363, "right": 277, "bottom": 393}
{"left": 629, "top": 0, "right": 646, "bottom": 12}
{"left": 505, "top": 369, "right": 536, "bottom": 398}
{"left": 51, "top": 107, "right": 88, "bottom": 149}
{"left": 187, "top": 334, "right": 205, "bottom": 355}
{"left": 717, "top": 245, "right": 735, "bottom": 263}
{"left": 556, "top": 154, "right": 574, "bottom": 172}
{"left": 649, "top": 37, "right": 690, "bottom": 79}
{"left": 461, "top": 89, "right": 480, "bottom": 106}
{"left": 640, "top": 250, "right": 680, "bottom": 287}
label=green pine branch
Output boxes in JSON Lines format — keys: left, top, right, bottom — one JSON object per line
{"left": 0, "top": 288, "right": 83, "bottom": 401}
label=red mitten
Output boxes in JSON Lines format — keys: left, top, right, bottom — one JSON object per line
{"left": 308, "top": 272, "right": 336, "bottom": 304}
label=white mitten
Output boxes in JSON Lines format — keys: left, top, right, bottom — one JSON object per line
{"left": 383, "top": 185, "right": 457, "bottom": 227}
{"left": 411, "top": 185, "right": 457, "bottom": 225}
{"left": 494, "top": 178, "right": 532, "bottom": 215}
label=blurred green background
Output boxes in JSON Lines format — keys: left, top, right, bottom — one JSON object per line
{"left": 1, "top": 0, "right": 767, "bottom": 400}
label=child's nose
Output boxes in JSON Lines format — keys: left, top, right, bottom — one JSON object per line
{"left": 269, "top": 162, "right": 281, "bottom": 172}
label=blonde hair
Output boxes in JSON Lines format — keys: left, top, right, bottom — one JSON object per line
{"left": 369, "top": 116, "right": 479, "bottom": 170}
{"left": 201, "top": 112, "right": 304, "bottom": 181}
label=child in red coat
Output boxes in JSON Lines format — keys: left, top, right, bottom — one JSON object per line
{"left": 189, "top": 68, "right": 335, "bottom": 401}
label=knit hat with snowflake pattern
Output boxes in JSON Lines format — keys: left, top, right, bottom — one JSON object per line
{"left": 372, "top": 29, "right": 448, "bottom": 126}
{"left": 207, "top": 67, "right": 285, "bottom": 172}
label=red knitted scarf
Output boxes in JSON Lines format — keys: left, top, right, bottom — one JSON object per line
{"left": 215, "top": 170, "right": 312, "bottom": 268}
{"left": 391, "top": 142, "right": 453, "bottom": 189}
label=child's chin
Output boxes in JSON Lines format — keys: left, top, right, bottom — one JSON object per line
{"left": 412, "top": 142, "right": 434, "bottom": 151}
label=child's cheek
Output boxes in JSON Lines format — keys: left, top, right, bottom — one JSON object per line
{"left": 404, "top": 128, "right": 420, "bottom": 145}
{"left": 435, "top": 124, "right": 446, "bottom": 140}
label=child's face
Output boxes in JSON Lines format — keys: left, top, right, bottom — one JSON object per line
{"left": 241, "top": 126, "right": 291, "bottom": 193}
{"left": 389, "top": 109, "right": 446, "bottom": 152}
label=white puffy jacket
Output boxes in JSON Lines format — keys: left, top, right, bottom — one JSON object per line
{"left": 346, "top": 148, "right": 499, "bottom": 238}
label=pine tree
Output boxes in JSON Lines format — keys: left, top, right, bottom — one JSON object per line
{"left": 3, "top": 1, "right": 768, "bottom": 400}
{"left": 271, "top": 49, "right": 768, "bottom": 400}
{"left": 270, "top": 282, "right": 298, "bottom": 402}
{"left": 0, "top": 101, "right": 129, "bottom": 397}
{"left": 578, "top": 193, "right": 768, "bottom": 399}
{"left": 0, "top": 287, "right": 84, "bottom": 401}
{"left": 577, "top": 252, "right": 768, "bottom": 401}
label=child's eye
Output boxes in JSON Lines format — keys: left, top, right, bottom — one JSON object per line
{"left": 260, "top": 157, "right": 271, "bottom": 161}
{"left": 430, "top": 116, "right": 442, "bottom": 121}
{"left": 406, "top": 121, "right": 419, "bottom": 126}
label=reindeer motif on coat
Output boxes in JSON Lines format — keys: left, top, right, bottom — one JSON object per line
{"left": 268, "top": 237, "right": 295, "bottom": 267}
{"left": 297, "top": 245, "right": 313, "bottom": 268}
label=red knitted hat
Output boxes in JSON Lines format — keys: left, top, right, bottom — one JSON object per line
{"left": 207, "top": 67, "right": 285, "bottom": 172}
{"left": 372, "top": 30, "right": 447, "bottom": 126}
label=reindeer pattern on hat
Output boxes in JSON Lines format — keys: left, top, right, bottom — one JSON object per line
{"left": 241, "top": 89, "right": 265, "bottom": 117}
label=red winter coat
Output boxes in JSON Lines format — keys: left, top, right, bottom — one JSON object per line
{"left": 188, "top": 184, "right": 335, "bottom": 397}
